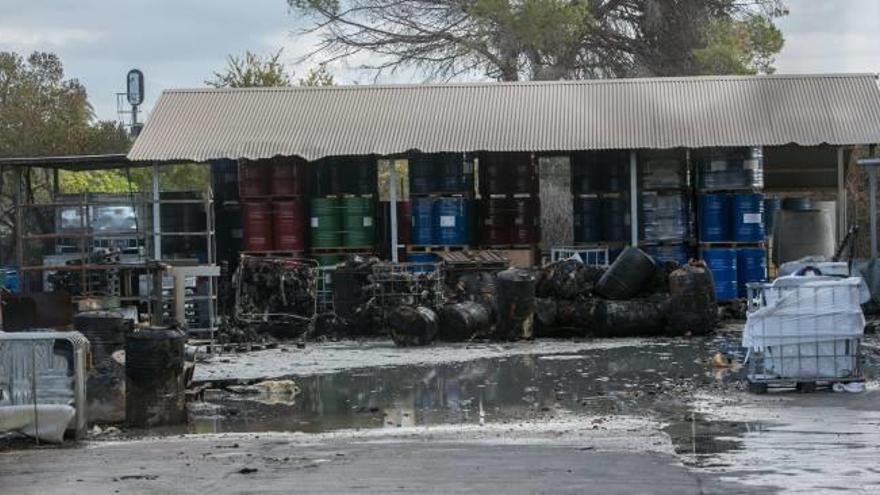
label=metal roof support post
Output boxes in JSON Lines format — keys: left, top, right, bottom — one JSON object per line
{"left": 13, "top": 166, "right": 25, "bottom": 293}
{"left": 389, "top": 158, "right": 399, "bottom": 263}
{"left": 837, "top": 147, "right": 846, "bottom": 244}
{"left": 859, "top": 157, "right": 880, "bottom": 260}
{"left": 629, "top": 151, "right": 639, "bottom": 247}
{"left": 152, "top": 162, "right": 161, "bottom": 260}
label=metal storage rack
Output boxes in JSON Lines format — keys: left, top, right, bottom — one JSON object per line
{"left": 11, "top": 169, "right": 219, "bottom": 342}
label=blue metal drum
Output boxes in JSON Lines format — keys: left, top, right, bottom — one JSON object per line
{"left": 731, "top": 193, "right": 765, "bottom": 242}
{"left": 781, "top": 197, "right": 812, "bottom": 211}
{"left": 410, "top": 197, "right": 435, "bottom": 245}
{"left": 436, "top": 153, "right": 473, "bottom": 193}
{"left": 644, "top": 244, "right": 691, "bottom": 266}
{"left": 409, "top": 154, "right": 437, "bottom": 194}
{"left": 699, "top": 194, "right": 729, "bottom": 242}
{"left": 573, "top": 196, "right": 602, "bottom": 243}
{"left": 433, "top": 197, "right": 470, "bottom": 245}
{"left": 702, "top": 248, "right": 738, "bottom": 301}
{"left": 601, "top": 196, "right": 629, "bottom": 243}
{"left": 763, "top": 197, "right": 782, "bottom": 235}
{"left": 736, "top": 248, "right": 767, "bottom": 298}
{"left": 406, "top": 252, "right": 439, "bottom": 273}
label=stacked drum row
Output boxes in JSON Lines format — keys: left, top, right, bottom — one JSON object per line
{"left": 408, "top": 153, "right": 474, "bottom": 255}
{"left": 571, "top": 151, "right": 629, "bottom": 259}
{"left": 695, "top": 147, "right": 767, "bottom": 300}
{"left": 476, "top": 152, "right": 540, "bottom": 247}
{"left": 638, "top": 150, "right": 693, "bottom": 266}
{"left": 240, "top": 158, "right": 308, "bottom": 253}
{"left": 310, "top": 156, "right": 378, "bottom": 266}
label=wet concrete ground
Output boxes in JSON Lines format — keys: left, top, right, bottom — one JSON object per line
{"left": 2, "top": 333, "right": 880, "bottom": 493}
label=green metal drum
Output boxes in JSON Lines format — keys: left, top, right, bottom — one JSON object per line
{"left": 310, "top": 198, "right": 342, "bottom": 248}
{"left": 341, "top": 196, "right": 375, "bottom": 248}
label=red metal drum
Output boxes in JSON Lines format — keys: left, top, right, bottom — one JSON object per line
{"left": 479, "top": 198, "right": 515, "bottom": 246}
{"left": 239, "top": 160, "right": 269, "bottom": 198}
{"left": 396, "top": 201, "right": 412, "bottom": 245}
{"left": 270, "top": 158, "right": 307, "bottom": 197}
{"left": 272, "top": 200, "right": 306, "bottom": 251}
{"left": 242, "top": 202, "right": 273, "bottom": 251}
{"left": 511, "top": 197, "right": 539, "bottom": 244}
{"left": 479, "top": 153, "right": 509, "bottom": 195}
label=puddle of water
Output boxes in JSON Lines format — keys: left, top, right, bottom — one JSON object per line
{"left": 184, "top": 341, "right": 721, "bottom": 434}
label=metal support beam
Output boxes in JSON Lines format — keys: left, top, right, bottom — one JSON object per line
{"left": 389, "top": 159, "right": 399, "bottom": 262}
{"left": 837, "top": 146, "right": 846, "bottom": 243}
{"left": 860, "top": 157, "right": 880, "bottom": 260}
{"left": 152, "top": 162, "right": 161, "bottom": 260}
{"left": 13, "top": 166, "right": 25, "bottom": 293}
{"left": 629, "top": 151, "right": 639, "bottom": 247}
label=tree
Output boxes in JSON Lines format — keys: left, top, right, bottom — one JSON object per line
{"left": 299, "top": 66, "right": 336, "bottom": 86}
{"left": 0, "top": 51, "right": 136, "bottom": 261}
{"left": 206, "top": 49, "right": 292, "bottom": 88}
{"left": 289, "top": 0, "right": 787, "bottom": 81}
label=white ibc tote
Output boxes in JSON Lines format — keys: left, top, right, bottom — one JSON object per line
{"left": 744, "top": 275, "right": 867, "bottom": 379}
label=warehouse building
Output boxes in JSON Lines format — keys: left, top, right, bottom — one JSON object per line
{"left": 128, "top": 73, "right": 880, "bottom": 290}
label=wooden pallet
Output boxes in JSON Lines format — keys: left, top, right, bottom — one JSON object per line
{"left": 477, "top": 244, "right": 536, "bottom": 250}
{"left": 309, "top": 246, "right": 375, "bottom": 254}
{"left": 238, "top": 194, "right": 305, "bottom": 201}
{"left": 410, "top": 191, "right": 474, "bottom": 198}
{"left": 407, "top": 245, "right": 470, "bottom": 253}
{"left": 321, "top": 193, "right": 377, "bottom": 199}
{"left": 699, "top": 241, "right": 766, "bottom": 248}
{"left": 241, "top": 250, "right": 305, "bottom": 258}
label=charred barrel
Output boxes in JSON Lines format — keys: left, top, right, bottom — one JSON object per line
{"left": 74, "top": 310, "right": 131, "bottom": 363}
{"left": 438, "top": 301, "right": 492, "bottom": 341}
{"left": 495, "top": 268, "right": 536, "bottom": 340}
{"left": 125, "top": 327, "right": 186, "bottom": 427}
{"left": 595, "top": 247, "right": 656, "bottom": 300}
{"left": 667, "top": 263, "right": 717, "bottom": 336}
{"left": 389, "top": 306, "right": 438, "bottom": 346}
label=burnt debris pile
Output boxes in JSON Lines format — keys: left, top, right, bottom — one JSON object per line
{"left": 220, "top": 257, "right": 318, "bottom": 342}
{"left": 220, "top": 247, "right": 718, "bottom": 346}
{"left": 535, "top": 247, "right": 717, "bottom": 338}
{"left": 235, "top": 257, "right": 317, "bottom": 320}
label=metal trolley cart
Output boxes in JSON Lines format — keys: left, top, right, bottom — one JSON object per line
{"left": 744, "top": 274, "right": 866, "bottom": 393}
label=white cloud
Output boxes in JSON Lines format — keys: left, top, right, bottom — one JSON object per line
{"left": 0, "top": 27, "right": 101, "bottom": 48}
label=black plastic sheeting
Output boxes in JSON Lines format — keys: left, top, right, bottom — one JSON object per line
{"left": 592, "top": 298, "right": 667, "bottom": 337}
{"left": 536, "top": 259, "right": 605, "bottom": 300}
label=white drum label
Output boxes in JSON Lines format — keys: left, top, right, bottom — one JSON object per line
{"left": 440, "top": 215, "right": 456, "bottom": 227}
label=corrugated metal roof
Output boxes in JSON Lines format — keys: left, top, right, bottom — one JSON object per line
{"left": 128, "top": 74, "right": 880, "bottom": 162}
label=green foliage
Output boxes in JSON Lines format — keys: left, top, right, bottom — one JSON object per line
{"left": 59, "top": 163, "right": 210, "bottom": 194}
{"left": 693, "top": 15, "right": 784, "bottom": 75}
{"left": 298, "top": 66, "right": 336, "bottom": 86}
{"left": 206, "top": 49, "right": 292, "bottom": 88}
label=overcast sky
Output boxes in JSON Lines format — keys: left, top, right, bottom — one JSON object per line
{"left": 1, "top": 0, "right": 878, "bottom": 123}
